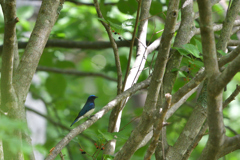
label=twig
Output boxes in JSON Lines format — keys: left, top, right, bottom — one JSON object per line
{"left": 225, "top": 126, "right": 238, "bottom": 135}
{"left": 223, "top": 85, "right": 240, "bottom": 108}
{"left": 59, "top": 151, "right": 64, "bottom": 160}
{"left": 25, "top": 106, "right": 70, "bottom": 131}
{"left": 122, "top": 0, "right": 142, "bottom": 92}
{"left": 66, "top": 0, "right": 116, "bottom": 6}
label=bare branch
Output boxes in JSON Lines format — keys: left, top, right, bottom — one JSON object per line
{"left": 182, "top": 122, "right": 208, "bottom": 160}
{"left": 197, "top": 0, "right": 225, "bottom": 159}
{"left": 122, "top": 0, "right": 142, "bottom": 91}
{"left": 36, "top": 66, "right": 117, "bottom": 82}
{"left": 217, "top": 135, "right": 240, "bottom": 158}
{"left": 215, "top": 54, "right": 240, "bottom": 93}
{"left": 223, "top": 85, "right": 240, "bottom": 108}
{"left": 25, "top": 105, "right": 70, "bottom": 131}
{"left": 216, "top": 0, "right": 240, "bottom": 51}
{"left": 145, "top": 93, "right": 172, "bottom": 160}
{"left": 66, "top": 0, "right": 116, "bottom": 6}
{"left": 93, "top": 0, "right": 122, "bottom": 94}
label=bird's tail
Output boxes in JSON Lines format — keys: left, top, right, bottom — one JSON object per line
{"left": 70, "top": 119, "right": 78, "bottom": 127}
{"left": 70, "top": 116, "right": 83, "bottom": 127}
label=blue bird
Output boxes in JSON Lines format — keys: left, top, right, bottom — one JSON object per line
{"left": 70, "top": 95, "right": 98, "bottom": 127}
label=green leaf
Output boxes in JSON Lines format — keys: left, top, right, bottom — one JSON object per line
{"left": 183, "top": 44, "right": 201, "bottom": 58}
{"left": 97, "top": 17, "right": 109, "bottom": 24}
{"left": 103, "top": 154, "right": 115, "bottom": 160}
{"left": 150, "top": 1, "right": 163, "bottom": 15}
{"left": 173, "top": 47, "right": 191, "bottom": 59}
{"left": 45, "top": 74, "right": 67, "bottom": 97}
{"left": 98, "top": 130, "right": 114, "bottom": 141}
{"left": 171, "top": 68, "right": 179, "bottom": 72}
{"left": 108, "top": 21, "right": 123, "bottom": 31}
{"left": 191, "top": 60, "right": 204, "bottom": 67}
{"left": 194, "top": 38, "right": 202, "bottom": 53}
{"left": 178, "top": 71, "right": 186, "bottom": 78}
{"left": 117, "top": 0, "right": 137, "bottom": 15}
{"left": 134, "top": 108, "right": 143, "bottom": 116}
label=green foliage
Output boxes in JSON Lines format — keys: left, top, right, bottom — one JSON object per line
{"left": 0, "top": 116, "right": 32, "bottom": 155}
{"left": 117, "top": 0, "right": 137, "bottom": 15}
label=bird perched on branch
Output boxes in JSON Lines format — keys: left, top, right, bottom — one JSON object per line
{"left": 70, "top": 95, "right": 98, "bottom": 127}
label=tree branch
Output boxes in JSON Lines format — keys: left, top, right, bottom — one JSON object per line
{"left": 197, "top": 0, "right": 225, "bottom": 159}
{"left": 122, "top": 0, "right": 142, "bottom": 91}
{"left": 93, "top": 0, "right": 122, "bottom": 94}
{"left": 215, "top": 54, "right": 240, "bottom": 93}
{"left": 36, "top": 66, "right": 117, "bottom": 82}
{"left": 145, "top": 93, "right": 172, "bottom": 160}
{"left": 216, "top": 0, "right": 240, "bottom": 51}
{"left": 114, "top": 1, "right": 180, "bottom": 159}
{"left": 223, "top": 84, "right": 240, "bottom": 108}
{"left": 66, "top": 0, "right": 116, "bottom": 6}
{"left": 13, "top": 0, "right": 62, "bottom": 101}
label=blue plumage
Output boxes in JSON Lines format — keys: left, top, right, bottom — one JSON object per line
{"left": 70, "top": 95, "right": 98, "bottom": 127}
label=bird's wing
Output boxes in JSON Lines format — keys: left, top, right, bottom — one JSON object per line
{"left": 78, "top": 102, "right": 95, "bottom": 117}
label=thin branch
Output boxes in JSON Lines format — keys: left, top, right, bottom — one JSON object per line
{"left": 25, "top": 106, "right": 70, "bottom": 131}
{"left": 0, "top": 40, "right": 138, "bottom": 54}
{"left": 145, "top": 93, "right": 172, "bottom": 160}
{"left": 228, "top": 40, "right": 240, "bottom": 46}
{"left": 182, "top": 122, "right": 208, "bottom": 160}
{"left": 93, "top": 0, "right": 122, "bottom": 94}
{"left": 36, "top": 66, "right": 117, "bottom": 82}
{"left": 218, "top": 44, "right": 240, "bottom": 67}
{"left": 122, "top": 0, "right": 142, "bottom": 91}
{"left": 66, "top": 0, "right": 116, "bottom": 6}
{"left": 44, "top": 77, "right": 151, "bottom": 160}
{"left": 216, "top": 0, "right": 240, "bottom": 51}
{"left": 215, "top": 53, "right": 240, "bottom": 93}
{"left": 225, "top": 126, "right": 238, "bottom": 135}
{"left": 217, "top": 135, "right": 240, "bottom": 158}
{"left": 194, "top": 20, "right": 240, "bottom": 35}
{"left": 59, "top": 151, "right": 64, "bottom": 160}
{"left": 223, "top": 85, "right": 240, "bottom": 108}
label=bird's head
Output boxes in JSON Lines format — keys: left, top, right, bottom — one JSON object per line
{"left": 88, "top": 95, "right": 98, "bottom": 101}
